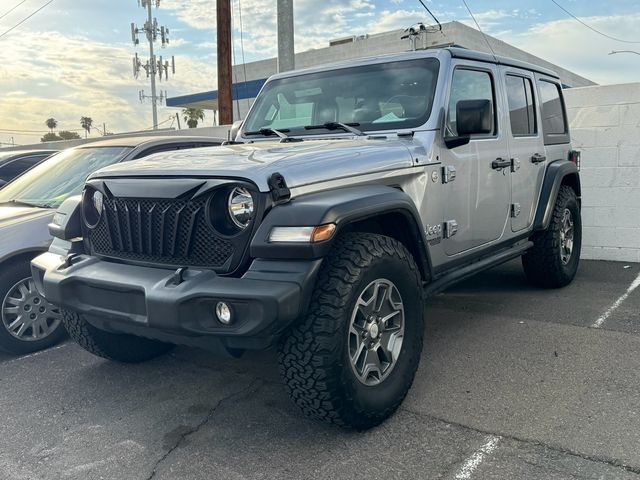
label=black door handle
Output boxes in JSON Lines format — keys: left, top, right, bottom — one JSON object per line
{"left": 492, "top": 158, "right": 511, "bottom": 169}
{"left": 531, "top": 153, "right": 547, "bottom": 164}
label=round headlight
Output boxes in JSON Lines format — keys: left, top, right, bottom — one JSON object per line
{"left": 93, "top": 190, "right": 104, "bottom": 214}
{"left": 227, "top": 187, "right": 254, "bottom": 229}
{"left": 83, "top": 187, "right": 104, "bottom": 228}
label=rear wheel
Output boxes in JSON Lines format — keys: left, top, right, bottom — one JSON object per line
{"left": 522, "top": 185, "right": 582, "bottom": 288}
{"left": 278, "top": 233, "right": 424, "bottom": 430}
{"left": 0, "top": 260, "right": 66, "bottom": 354}
{"left": 62, "top": 309, "right": 173, "bottom": 363}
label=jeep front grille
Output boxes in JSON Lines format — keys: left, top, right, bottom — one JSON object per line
{"left": 88, "top": 196, "right": 235, "bottom": 269}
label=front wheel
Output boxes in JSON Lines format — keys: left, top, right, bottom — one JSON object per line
{"left": 278, "top": 233, "right": 424, "bottom": 430}
{"left": 522, "top": 185, "right": 582, "bottom": 288}
{"left": 62, "top": 309, "right": 173, "bottom": 363}
{"left": 0, "top": 261, "right": 66, "bottom": 354}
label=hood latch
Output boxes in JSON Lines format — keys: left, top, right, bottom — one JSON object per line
{"left": 268, "top": 172, "right": 291, "bottom": 205}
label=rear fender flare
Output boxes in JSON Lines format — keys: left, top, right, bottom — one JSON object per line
{"left": 534, "top": 160, "right": 581, "bottom": 231}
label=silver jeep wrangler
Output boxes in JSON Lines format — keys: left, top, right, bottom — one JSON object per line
{"left": 32, "top": 47, "right": 581, "bottom": 429}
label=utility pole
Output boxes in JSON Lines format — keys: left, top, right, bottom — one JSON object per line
{"left": 277, "top": 0, "right": 295, "bottom": 72}
{"left": 217, "top": 0, "right": 233, "bottom": 125}
{"left": 131, "top": 0, "right": 175, "bottom": 130}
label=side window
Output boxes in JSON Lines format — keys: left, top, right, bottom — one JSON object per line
{"left": 447, "top": 68, "right": 496, "bottom": 136}
{"left": 538, "top": 80, "right": 567, "bottom": 135}
{"left": 0, "top": 157, "right": 43, "bottom": 181}
{"left": 506, "top": 75, "right": 537, "bottom": 136}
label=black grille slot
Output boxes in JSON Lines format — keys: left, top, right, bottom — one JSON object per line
{"left": 88, "top": 197, "right": 235, "bottom": 269}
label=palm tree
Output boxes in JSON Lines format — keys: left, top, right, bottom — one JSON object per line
{"left": 80, "top": 116, "right": 93, "bottom": 138}
{"left": 182, "top": 108, "right": 205, "bottom": 128}
{"left": 45, "top": 118, "right": 57, "bottom": 133}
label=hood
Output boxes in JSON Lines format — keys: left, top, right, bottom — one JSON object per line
{"left": 90, "top": 138, "right": 416, "bottom": 191}
{"left": 0, "top": 205, "right": 52, "bottom": 227}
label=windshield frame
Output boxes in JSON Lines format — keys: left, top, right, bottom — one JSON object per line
{"left": 242, "top": 57, "right": 441, "bottom": 139}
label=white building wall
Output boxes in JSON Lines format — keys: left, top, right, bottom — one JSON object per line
{"left": 565, "top": 83, "right": 640, "bottom": 263}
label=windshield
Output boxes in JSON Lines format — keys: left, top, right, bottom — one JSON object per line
{"left": 243, "top": 58, "right": 439, "bottom": 137}
{"left": 0, "top": 146, "right": 131, "bottom": 208}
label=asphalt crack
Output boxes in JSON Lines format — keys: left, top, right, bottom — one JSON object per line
{"left": 401, "top": 407, "right": 640, "bottom": 476}
{"left": 145, "top": 379, "right": 263, "bottom": 480}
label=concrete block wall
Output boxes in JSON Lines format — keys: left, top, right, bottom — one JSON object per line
{"left": 565, "top": 83, "right": 640, "bottom": 263}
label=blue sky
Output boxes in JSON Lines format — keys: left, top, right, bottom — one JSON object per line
{"left": 1, "top": 0, "right": 640, "bottom": 145}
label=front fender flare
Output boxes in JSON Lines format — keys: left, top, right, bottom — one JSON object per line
{"left": 251, "top": 185, "right": 430, "bottom": 264}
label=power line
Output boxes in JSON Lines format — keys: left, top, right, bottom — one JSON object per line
{"left": 550, "top": 0, "right": 640, "bottom": 44}
{"left": 0, "top": 0, "right": 28, "bottom": 21}
{"left": 0, "top": 127, "right": 84, "bottom": 133}
{"left": 0, "top": 0, "right": 54, "bottom": 40}
{"left": 460, "top": 0, "right": 498, "bottom": 61}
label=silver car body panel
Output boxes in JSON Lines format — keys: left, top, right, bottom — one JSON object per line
{"left": 0, "top": 207, "right": 53, "bottom": 264}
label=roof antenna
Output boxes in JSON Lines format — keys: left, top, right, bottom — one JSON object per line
{"left": 461, "top": 0, "right": 498, "bottom": 62}
{"left": 417, "top": 0, "right": 442, "bottom": 32}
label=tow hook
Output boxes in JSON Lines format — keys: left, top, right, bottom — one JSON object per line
{"left": 171, "top": 267, "right": 188, "bottom": 286}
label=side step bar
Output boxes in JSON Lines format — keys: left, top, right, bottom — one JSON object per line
{"left": 425, "top": 241, "right": 533, "bottom": 297}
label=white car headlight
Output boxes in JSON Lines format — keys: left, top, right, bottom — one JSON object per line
{"left": 227, "top": 187, "right": 254, "bottom": 229}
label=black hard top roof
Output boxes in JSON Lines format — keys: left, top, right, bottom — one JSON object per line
{"left": 445, "top": 47, "right": 560, "bottom": 79}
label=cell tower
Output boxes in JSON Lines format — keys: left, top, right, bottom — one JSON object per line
{"left": 131, "top": 0, "right": 175, "bottom": 129}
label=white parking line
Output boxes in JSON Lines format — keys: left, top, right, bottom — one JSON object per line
{"left": 2, "top": 343, "right": 70, "bottom": 365}
{"left": 454, "top": 435, "right": 501, "bottom": 480}
{"left": 592, "top": 272, "right": 640, "bottom": 328}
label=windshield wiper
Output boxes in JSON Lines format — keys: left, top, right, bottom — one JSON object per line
{"left": 1, "top": 199, "right": 52, "bottom": 209}
{"left": 245, "top": 127, "right": 288, "bottom": 139}
{"left": 243, "top": 127, "right": 302, "bottom": 143}
{"left": 304, "top": 122, "right": 365, "bottom": 136}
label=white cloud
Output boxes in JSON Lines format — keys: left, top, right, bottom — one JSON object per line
{"left": 502, "top": 13, "right": 640, "bottom": 85}
{"left": 0, "top": 29, "right": 217, "bottom": 145}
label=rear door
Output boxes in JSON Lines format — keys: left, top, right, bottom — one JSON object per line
{"left": 440, "top": 61, "right": 511, "bottom": 256}
{"left": 536, "top": 75, "right": 572, "bottom": 175}
{"left": 500, "top": 67, "right": 546, "bottom": 232}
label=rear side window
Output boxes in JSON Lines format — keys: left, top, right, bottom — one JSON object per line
{"left": 506, "top": 75, "right": 536, "bottom": 136}
{"left": 0, "top": 156, "right": 45, "bottom": 182}
{"left": 538, "top": 80, "right": 567, "bottom": 137}
{"left": 447, "top": 68, "right": 496, "bottom": 136}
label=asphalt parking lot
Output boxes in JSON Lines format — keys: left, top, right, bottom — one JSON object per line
{"left": 1, "top": 259, "right": 639, "bottom": 480}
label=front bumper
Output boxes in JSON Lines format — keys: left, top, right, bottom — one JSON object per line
{"left": 31, "top": 252, "right": 321, "bottom": 351}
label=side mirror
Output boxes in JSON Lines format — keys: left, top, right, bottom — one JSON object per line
{"left": 229, "top": 120, "right": 243, "bottom": 142}
{"left": 444, "top": 99, "right": 493, "bottom": 149}
{"left": 0, "top": 179, "right": 6, "bottom": 189}
{"left": 456, "top": 99, "right": 493, "bottom": 135}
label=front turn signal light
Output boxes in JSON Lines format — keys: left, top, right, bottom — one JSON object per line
{"left": 268, "top": 224, "right": 337, "bottom": 243}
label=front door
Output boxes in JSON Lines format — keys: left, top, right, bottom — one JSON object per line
{"left": 500, "top": 68, "right": 546, "bottom": 232}
{"left": 441, "top": 61, "right": 511, "bottom": 256}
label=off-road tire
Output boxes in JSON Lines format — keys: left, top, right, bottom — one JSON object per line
{"left": 62, "top": 309, "right": 173, "bottom": 363}
{"left": 278, "top": 233, "right": 424, "bottom": 430}
{"left": 0, "top": 260, "right": 66, "bottom": 355}
{"left": 522, "top": 185, "right": 581, "bottom": 288}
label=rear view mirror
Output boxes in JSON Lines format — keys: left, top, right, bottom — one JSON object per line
{"left": 456, "top": 99, "right": 493, "bottom": 136}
